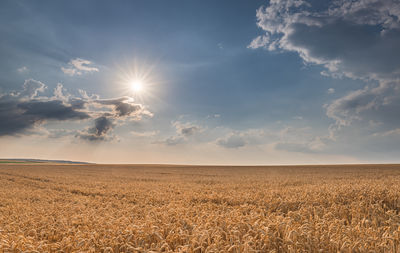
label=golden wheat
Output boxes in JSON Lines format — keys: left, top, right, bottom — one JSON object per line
{"left": 0, "top": 164, "right": 400, "bottom": 252}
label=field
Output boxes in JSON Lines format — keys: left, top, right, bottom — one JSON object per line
{"left": 1, "top": 164, "right": 400, "bottom": 252}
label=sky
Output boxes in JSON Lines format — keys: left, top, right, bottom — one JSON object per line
{"left": 1, "top": 0, "right": 400, "bottom": 164}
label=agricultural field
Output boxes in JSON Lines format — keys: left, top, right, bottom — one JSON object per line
{"left": 1, "top": 164, "right": 400, "bottom": 252}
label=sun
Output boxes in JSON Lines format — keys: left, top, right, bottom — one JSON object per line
{"left": 130, "top": 80, "right": 143, "bottom": 93}
{"left": 116, "top": 60, "right": 161, "bottom": 102}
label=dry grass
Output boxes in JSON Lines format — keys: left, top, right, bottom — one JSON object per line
{"left": 1, "top": 164, "right": 400, "bottom": 252}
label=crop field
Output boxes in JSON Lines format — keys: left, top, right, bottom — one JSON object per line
{"left": 1, "top": 164, "right": 400, "bottom": 252}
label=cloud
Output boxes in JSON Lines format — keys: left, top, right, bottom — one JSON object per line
{"left": 131, "top": 130, "right": 158, "bottom": 137}
{"left": 74, "top": 97, "right": 152, "bottom": 142}
{"left": 373, "top": 128, "right": 400, "bottom": 137}
{"left": 17, "top": 66, "right": 29, "bottom": 73}
{"left": 247, "top": 35, "right": 270, "bottom": 49}
{"left": 275, "top": 136, "right": 326, "bottom": 153}
{"left": 61, "top": 67, "right": 78, "bottom": 76}
{"left": 327, "top": 88, "right": 335, "bottom": 94}
{"left": 74, "top": 96, "right": 153, "bottom": 142}
{"left": 173, "top": 121, "right": 202, "bottom": 137}
{"left": 206, "top": 114, "right": 221, "bottom": 119}
{"left": 47, "top": 129, "right": 76, "bottom": 139}
{"left": 216, "top": 129, "right": 268, "bottom": 149}
{"left": 0, "top": 80, "right": 90, "bottom": 136}
{"left": 250, "top": 0, "right": 400, "bottom": 81}
{"left": 61, "top": 58, "right": 99, "bottom": 76}
{"left": 0, "top": 80, "right": 151, "bottom": 141}
{"left": 155, "top": 121, "right": 204, "bottom": 146}
{"left": 76, "top": 116, "right": 115, "bottom": 141}
{"left": 325, "top": 81, "right": 400, "bottom": 129}
{"left": 216, "top": 134, "right": 246, "bottom": 149}
{"left": 275, "top": 142, "right": 314, "bottom": 153}
{"left": 250, "top": 0, "right": 400, "bottom": 138}
{"left": 161, "top": 136, "right": 186, "bottom": 146}
{"left": 94, "top": 97, "right": 151, "bottom": 119}
{"left": 19, "top": 79, "right": 46, "bottom": 98}
{"left": 272, "top": 126, "right": 327, "bottom": 153}
{"left": 18, "top": 100, "right": 89, "bottom": 121}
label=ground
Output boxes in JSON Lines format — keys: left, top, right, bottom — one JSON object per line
{"left": 1, "top": 164, "right": 400, "bottom": 252}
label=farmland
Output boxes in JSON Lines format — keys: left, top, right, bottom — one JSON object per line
{"left": 1, "top": 164, "right": 400, "bottom": 252}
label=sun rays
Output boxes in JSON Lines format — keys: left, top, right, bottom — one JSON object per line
{"left": 115, "top": 59, "right": 161, "bottom": 103}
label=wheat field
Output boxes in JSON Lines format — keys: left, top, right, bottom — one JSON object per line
{"left": 1, "top": 164, "right": 400, "bottom": 252}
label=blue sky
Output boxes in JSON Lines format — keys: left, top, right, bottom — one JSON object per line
{"left": 1, "top": 0, "right": 400, "bottom": 164}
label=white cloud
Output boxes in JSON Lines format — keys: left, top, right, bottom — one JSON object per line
{"left": 275, "top": 127, "right": 327, "bottom": 153}
{"left": 70, "top": 58, "right": 99, "bottom": 72}
{"left": 154, "top": 136, "right": 185, "bottom": 146}
{"left": 251, "top": 0, "right": 400, "bottom": 140}
{"left": 17, "top": 66, "right": 29, "bottom": 73}
{"left": 327, "top": 88, "right": 335, "bottom": 94}
{"left": 155, "top": 121, "right": 204, "bottom": 146}
{"left": 373, "top": 128, "right": 400, "bottom": 137}
{"left": 213, "top": 126, "right": 328, "bottom": 153}
{"left": 247, "top": 35, "right": 270, "bottom": 49}
{"left": 131, "top": 130, "right": 158, "bottom": 137}
{"left": 19, "top": 79, "right": 47, "bottom": 98}
{"left": 250, "top": 0, "right": 400, "bottom": 81}
{"left": 61, "top": 58, "right": 99, "bottom": 76}
{"left": 61, "top": 67, "right": 79, "bottom": 76}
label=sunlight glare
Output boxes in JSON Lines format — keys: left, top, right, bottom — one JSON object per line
{"left": 130, "top": 80, "right": 143, "bottom": 93}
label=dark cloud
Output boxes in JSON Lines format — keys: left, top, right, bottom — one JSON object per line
{"left": 76, "top": 116, "right": 114, "bottom": 141}
{"left": 95, "top": 97, "right": 146, "bottom": 117}
{"left": 0, "top": 88, "right": 90, "bottom": 137}
{"left": 0, "top": 80, "right": 151, "bottom": 141}
{"left": 18, "top": 100, "right": 89, "bottom": 120}
{"left": 69, "top": 98, "right": 86, "bottom": 110}
{"left": 180, "top": 126, "right": 200, "bottom": 137}
{"left": 92, "top": 117, "right": 114, "bottom": 136}
{"left": 74, "top": 97, "right": 151, "bottom": 141}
